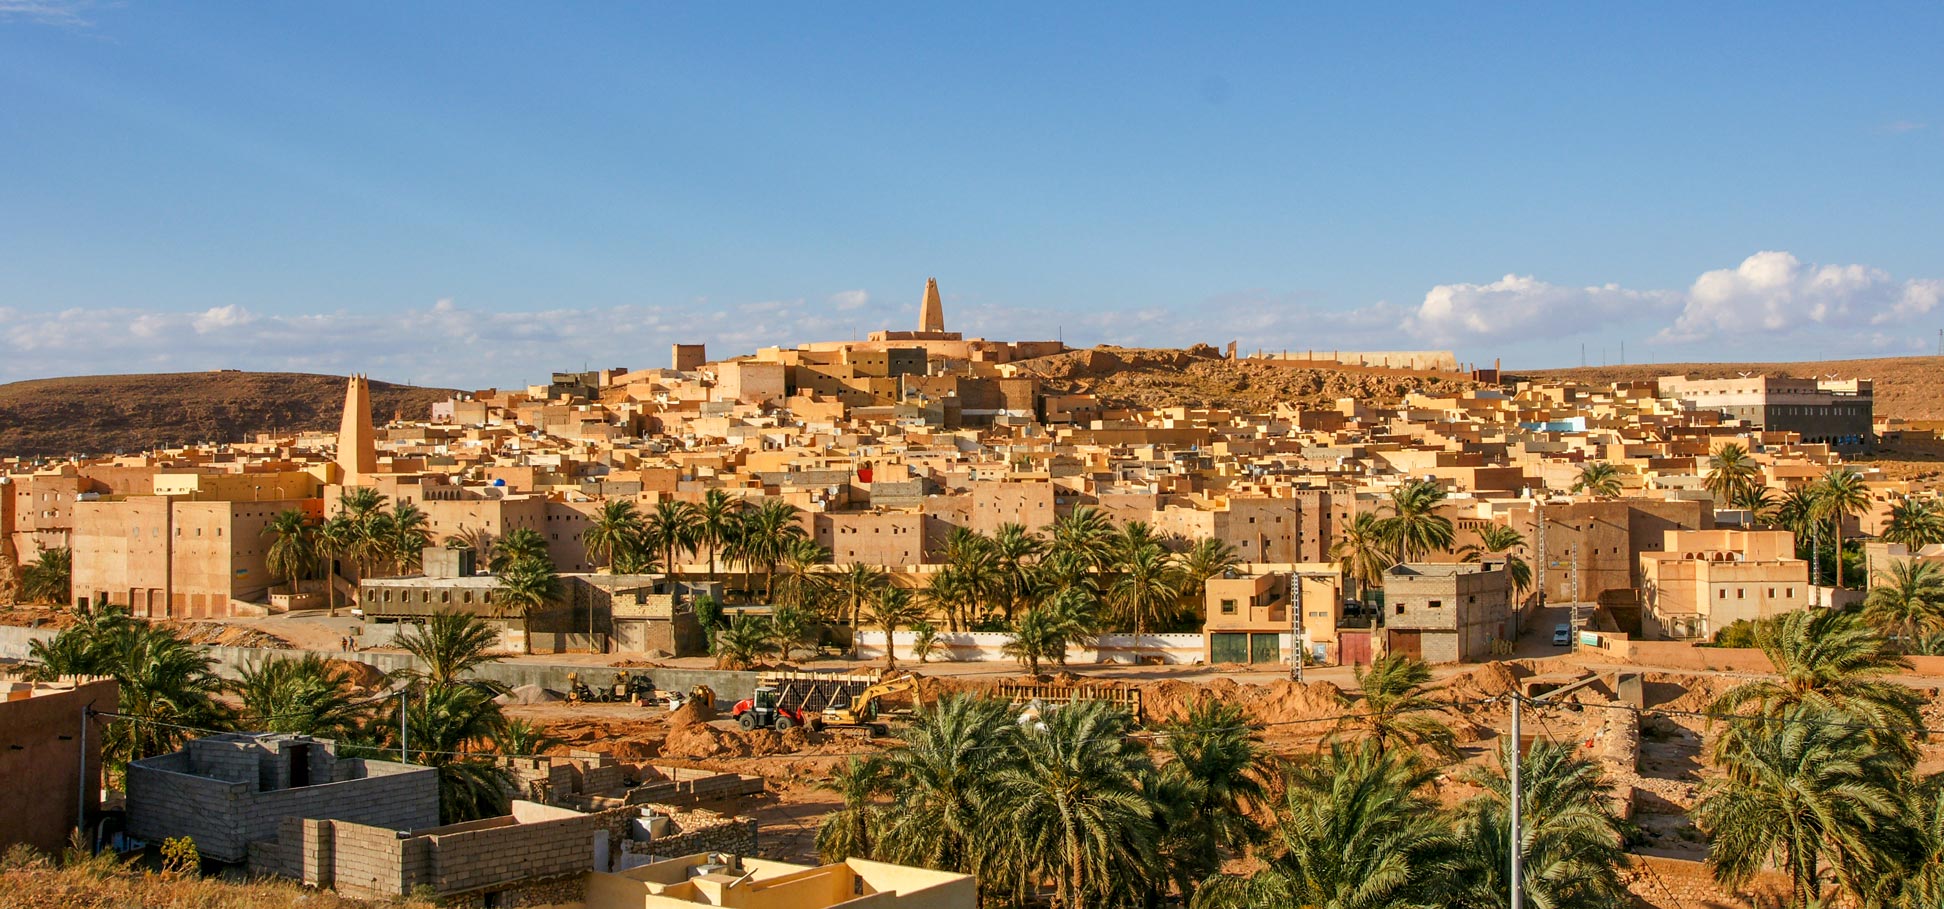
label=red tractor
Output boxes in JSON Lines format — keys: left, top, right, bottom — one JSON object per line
{"left": 730, "top": 686, "right": 813, "bottom": 731}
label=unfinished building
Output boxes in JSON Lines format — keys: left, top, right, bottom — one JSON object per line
{"left": 125, "top": 732, "right": 439, "bottom": 862}
{"left": 586, "top": 853, "right": 975, "bottom": 909}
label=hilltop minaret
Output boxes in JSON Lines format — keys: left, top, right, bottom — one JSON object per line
{"left": 336, "top": 374, "right": 378, "bottom": 485}
{"left": 919, "top": 277, "right": 945, "bottom": 333}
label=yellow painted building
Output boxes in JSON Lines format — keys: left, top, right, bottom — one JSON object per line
{"left": 586, "top": 853, "right": 974, "bottom": 909}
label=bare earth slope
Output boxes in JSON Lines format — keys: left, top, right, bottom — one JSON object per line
{"left": 0, "top": 372, "right": 456, "bottom": 459}
{"left": 1519, "top": 355, "right": 1944, "bottom": 422}
{"left": 1010, "top": 345, "right": 1483, "bottom": 410}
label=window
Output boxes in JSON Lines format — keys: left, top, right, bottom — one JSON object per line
{"left": 1428, "top": 599, "right": 1443, "bottom": 609}
{"left": 1767, "top": 588, "right": 1775, "bottom": 598}
{"left": 1737, "top": 589, "right": 1745, "bottom": 599}
{"left": 1786, "top": 587, "right": 1794, "bottom": 597}
{"left": 1718, "top": 589, "right": 1727, "bottom": 599}
{"left": 1219, "top": 599, "right": 1237, "bottom": 615}
{"left": 1396, "top": 603, "right": 1406, "bottom": 615}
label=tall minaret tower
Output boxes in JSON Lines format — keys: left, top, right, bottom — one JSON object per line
{"left": 919, "top": 277, "right": 945, "bottom": 333}
{"left": 336, "top": 374, "right": 378, "bottom": 485}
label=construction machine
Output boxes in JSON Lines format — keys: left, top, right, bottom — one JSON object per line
{"left": 730, "top": 670, "right": 885, "bottom": 732}
{"left": 816, "top": 672, "right": 920, "bottom": 737}
{"left": 565, "top": 670, "right": 657, "bottom": 705}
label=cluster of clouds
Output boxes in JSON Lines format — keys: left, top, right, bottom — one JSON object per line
{"left": 1, "top": 250, "right": 1939, "bottom": 388}
{"left": 1401, "top": 251, "right": 1943, "bottom": 359}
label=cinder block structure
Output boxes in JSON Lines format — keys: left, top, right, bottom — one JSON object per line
{"left": 125, "top": 732, "right": 439, "bottom": 862}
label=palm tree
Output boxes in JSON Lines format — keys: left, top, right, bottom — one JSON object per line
{"left": 922, "top": 564, "right": 979, "bottom": 634}
{"left": 30, "top": 614, "right": 228, "bottom": 770}
{"left": 1883, "top": 498, "right": 1944, "bottom": 550}
{"left": 989, "top": 523, "right": 1045, "bottom": 623}
{"left": 1895, "top": 774, "right": 1944, "bottom": 908}
{"left": 940, "top": 527, "right": 1000, "bottom": 626}
{"left": 580, "top": 499, "right": 645, "bottom": 572}
{"left": 1813, "top": 466, "right": 1871, "bottom": 588}
{"left": 389, "top": 683, "right": 513, "bottom": 823}
{"left": 712, "top": 614, "right": 774, "bottom": 670}
{"left": 1452, "top": 739, "right": 1634, "bottom": 909}
{"left": 772, "top": 537, "right": 832, "bottom": 615}
{"left": 868, "top": 587, "right": 924, "bottom": 670}
{"left": 1110, "top": 542, "right": 1182, "bottom": 662}
{"left": 1865, "top": 559, "right": 1944, "bottom": 646}
{"left": 20, "top": 546, "right": 73, "bottom": 606}
{"left": 694, "top": 489, "right": 743, "bottom": 583}
{"left": 1002, "top": 606, "right": 1061, "bottom": 675}
{"left": 836, "top": 562, "right": 888, "bottom": 656}
{"left": 1459, "top": 522, "right": 1532, "bottom": 603}
{"left": 1776, "top": 486, "right": 1823, "bottom": 541}
{"left": 492, "top": 717, "right": 564, "bottom": 757}
{"left": 316, "top": 514, "right": 356, "bottom": 617}
{"left": 739, "top": 499, "right": 806, "bottom": 601}
{"left": 645, "top": 499, "right": 701, "bottom": 576}
{"left": 337, "top": 487, "right": 390, "bottom": 577}
{"left": 1706, "top": 442, "right": 1762, "bottom": 504}
{"left": 489, "top": 527, "right": 551, "bottom": 573}
{"left": 996, "top": 700, "right": 1158, "bottom": 909}
{"left": 1710, "top": 607, "right": 1923, "bottom": 765}
{"left": 1178, "top": 537, "right": 1243, "bottom": 615}
{"left": 1194, "top": 740, "right": 1462, "bottom": 909}
{"left": 1158, "top": 697, "right": 1269, "bottom": 875}
{"left": 875, "top": 696, "right": 1020, "bottom": 891}
{"left": 815, "top": 755, "right": 891, "bottom": 863}
{"left": 1043, "top": 586, "right": 1102, "bottom": 669}
{"left": 768, "top": 604, "right": 814, "bottom": 662}
{"left": 262, "top": 509, "right": 316, "bottom": 596}
{"left": 233, "top": 654, "right": 370, "bottom": 740}
{"left": 495, "top": 559, "right": 562, "bottom": 655}
{"left": 1731, "top": 483, "right": 1781, "bottom": 524}
{"left": 387, "top": 502, "right": 433, "bottom": 574}
{"left": 1333, "top": 653, "right": 1457, "bottom": 757}
{"left": 394, "top": 611, "right": 503, "bottom": 687}
{"left": 1331, "top": 512, "right": 1394, "bottom": 604}
{"left": 1695, "top": 705, "right": 1910, "bottom": 907}
{"left": 1044, "top": 506, "right": 1117, "bottom": 571}
{"left": 1380, "top": 480, "right": 1455, "bottom": 562}
{"left": 1572, "top": 461, "right": 1625, "bottom": 498}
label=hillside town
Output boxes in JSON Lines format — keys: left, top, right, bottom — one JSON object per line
{"left": 6, "top": 282, "right": 1944, "bottom": 909}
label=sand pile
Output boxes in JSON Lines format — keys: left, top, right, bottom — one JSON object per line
{"left": 322, "top": 658, "right": 388, "bottom": 692}
{"left": 779, "top": 725, "right": 829, "bottom": 751}
{"left": 1247, "top": 680, "right": 1348, "bottom": 731}
{"left": 667, "top": 697, "right": 717, "bottom": 727}
{"left": 607, "top": 738, "right": 662, "bottom": 762}
{"left": 495, "top": 684, "right": 565, "bottom": 706}
{"left": 662, "top": 723, "right": 752, "bottom": 761}
{"left": 743, "top": 729, "right": 788, "bottom": 756}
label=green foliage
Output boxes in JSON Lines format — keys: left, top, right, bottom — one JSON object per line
{"left": 1450, "top": 740, "right": 1634, "bottom": 909}
{"left": 21, "top": 546, "right": 73, "bottom": 605}
{"left": 1572, "top": 461, "right": 1626, "bottom": 498}
{"left": 712, "top": 614, "right": 773, "bottom": 670}
{"left": 867, "top": 587, "right": 924, "bottom": 670}
{"left": 1706, "top": 442, "right": 1761, "bottom": 504}
{"left": 693, "top": 595, "right": 725, "bottom": 652}
{"left": 233, "top": 654, "right": 372, "bottom": 740}
{"left": 159, "top": 836, "right": 200, "bottom": 878}
{"left": 1881, "top": 498, "right": 1944, "bottom": 549}
{"left": 1378, "top": 480, "right": 1455, "bottom": 562}
{"left": 1864, "top": 558, "right": 1944, "bottom": 645}
{"left": 1335, "top": 653, "right": 1457, "bottom": 758}
{"left": 27, "top": 609, "right": 227, "bottom": 772}
{"left": 393, "top": 612, "right": 504, "bottom": 688}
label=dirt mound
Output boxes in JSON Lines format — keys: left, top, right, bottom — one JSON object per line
{"left": 779, "top": 725, "right": 828, "bottom": 751}
{"left": 496, "top": 684, "right": 565, "bottom": 706}
{"left": 1442, "top": 661, "right": 1529, "bottom": 704}
{"left": 662, "top": 723, "right": 752, "bottom": 761}
{"left": 176, "top": 622, "right": 294, "bottom": 649}
{"left": 608, "top": 738, "right": 662, "bottom": 762}
{"left": 1249, "top": 680, "right": 1348, "bottom": 729}
{"left": 667, "top": 697, "right": 717, "bottom": 727}
{"left": 321, "top": 658, "right": 387, "bottom": 693}
{"left": 743, "top": 729, "right": 788, "bottom": 756}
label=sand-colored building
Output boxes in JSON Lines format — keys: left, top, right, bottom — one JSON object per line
{"left": 1638, "top": 529, "right": 1809, "bottom": 640}
{"left": 0, "top": 677, "right": 116, "bottom": 854}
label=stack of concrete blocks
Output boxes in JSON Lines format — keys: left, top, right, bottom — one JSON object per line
{"left": 616, "top": 766, "right": 765, "bottom": 810}
{"left": 127, "top": 733, "right": 438, "bottom": 863}
{"left": 503, "top": 752, "right": 764, "bottom": 813}
{"left": 615, "top": 804, "right": 759, "bottom": 866}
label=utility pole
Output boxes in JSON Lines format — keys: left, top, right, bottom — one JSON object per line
{"left": 1509, "top": 693, "right": 1523, "bottom": 909}
{"left": 78, "top": 704, "right": 91, "bottom": 850}
{"left": 399, "top": 688, "right": 410, "bottom": 764}
{"left": 1570, "top": 541, "right": 1581, "bottom": 653}
{"left": 1291, "top": 572, "right": 1305, "bottom": 683}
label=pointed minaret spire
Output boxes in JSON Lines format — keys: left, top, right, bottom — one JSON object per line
{"left": 336, "top": 373, "right": 377, "bottom": 485}
{"left": 919, "top": 277, "right": 945, "bottom": 333}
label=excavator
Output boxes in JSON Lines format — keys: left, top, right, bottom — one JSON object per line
{"left": 816, "top": 673, "right": 920, "bottom": 737}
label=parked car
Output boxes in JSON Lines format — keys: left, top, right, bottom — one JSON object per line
{"left": 1552, "top": 623, "right": 1572, "bottom": 646}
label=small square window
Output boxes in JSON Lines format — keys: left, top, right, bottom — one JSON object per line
{"left": 1219, "top": 599, "right": 1237, "bottom": 615}
{"left": 1428, "top": 600, "right": 1443, "bottom": 609}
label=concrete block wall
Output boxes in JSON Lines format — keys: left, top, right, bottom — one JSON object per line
{"left": 420, "top": 803, "right": 605, "bottom": 896}
{"left": 127, "top": 753, "right": 438, "bottom": 863}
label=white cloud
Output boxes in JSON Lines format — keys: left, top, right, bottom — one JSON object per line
{"left": 0, "top": 0, "right": 94, "bottom": 26}
{"left": 1659, "top": 251, "right": 1937, "bottom": 341}
{"left": 193, "top": 305, "right": 255, "bottom": 333}
{"left": 1406, "top": 274, "right": 1676, "bottom": 345}
{"left": 827, "top": 289, "right": 870, "bottom": 311}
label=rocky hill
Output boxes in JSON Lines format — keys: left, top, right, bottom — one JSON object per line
{"left": 1518, "top": 355, "right": 1944, "bottom": 422}
{"left": 1009, "top": 345, "right": 1483, "bottom": 411}
{"left": 0, "top": 372, "right": 456, "bottom": 459}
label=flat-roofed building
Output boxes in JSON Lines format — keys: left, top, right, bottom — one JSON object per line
{"left": 1659, "top": 374, "right": 1873, "bottom": 448}
{"left": 1638, "top": 529, "right": 1809, "bottom": 640}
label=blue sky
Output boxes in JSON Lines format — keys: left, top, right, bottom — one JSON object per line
{"left": 2, "top": 3, "right": 1941, "bottom": 388}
